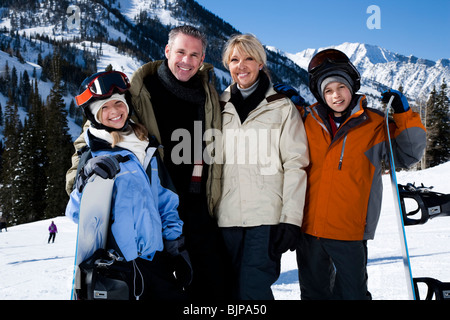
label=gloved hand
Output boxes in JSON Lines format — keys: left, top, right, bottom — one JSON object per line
{"left": 75, "top": 155, "right": 121, "bottom": 192}
{"left": 381, "top": 89, "right": 410, "bottom": 113}
{"left": 270, "top": 223, "right": 301, "bottom": 260}
{"left": 164, "top": 236, "right": 193, "bottom": 287}
{"left": 273, "top": 83, "right": 307, "bottom": 107}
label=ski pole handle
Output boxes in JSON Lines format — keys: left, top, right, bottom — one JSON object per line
{"left": 387, "top": 95, "right": 395, "bottom": 110}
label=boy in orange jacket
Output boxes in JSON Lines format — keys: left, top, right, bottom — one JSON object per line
{"left": 275, "top": 49, "right": 426, "bottom": 299}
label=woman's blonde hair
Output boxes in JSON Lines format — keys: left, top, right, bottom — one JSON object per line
{"left": 110, "top": 122, "right": 148, "bottom": 147}
{"left": 222, "top": 33, "right": 268, "bottom": 75}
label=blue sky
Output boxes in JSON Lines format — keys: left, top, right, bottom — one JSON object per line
{"left": 195, "top": 0, "right": 449, "bottom": 61}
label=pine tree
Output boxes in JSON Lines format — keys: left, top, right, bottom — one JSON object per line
{"left": 20, "top": 70, "right": 32, "bottom": 110}
{"left": 0, "top": 141, "right": 4, "bottom": 183}
{"left": 13, "top": 120, "right": 35, "bottom": 223}
{"left": 44, "top": 55, "right": 73, "bottom": 218}
{"left": 0, "top": 102, "right": 3, "bottom": 127}
{"left": 14, "top": 81, "right": 48, "bottom": 222}
{"left": 426, "top": 81, "right": 450, "bottom": 167}
{"left": 10, "top": 66, "right": 18, "bottom": 100}
{"left": 0, "top": 91, "right": 21, "bottom": 225}
{"left": 30, "top": 81, "right": 48, "bottom": 219}
{"left": 425, "top": 87, "right": 437, "bottom": 167}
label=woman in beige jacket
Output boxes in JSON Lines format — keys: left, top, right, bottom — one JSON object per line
{"left": 218, "top": 34, "right": 309, "bottom": 299}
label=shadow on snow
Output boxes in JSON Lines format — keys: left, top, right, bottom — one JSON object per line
{"left": 8, "top": 256, "right": 73, "bottom": 265}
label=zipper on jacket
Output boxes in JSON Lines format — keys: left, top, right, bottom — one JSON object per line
{"left": 338, "top": 134, "right": 348, "bottom": 170}
{"left": 310, "top": 106, "right": 352, "bottom": 170}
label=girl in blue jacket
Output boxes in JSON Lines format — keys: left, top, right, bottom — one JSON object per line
{"left": 66, "top": 71, "right": 189, "bottom": 300}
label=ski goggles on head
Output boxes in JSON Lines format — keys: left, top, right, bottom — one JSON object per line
{"left": 75, "top": 71, "right": 130, "bottom": 106}
{"left": 308, "top": 49, "right": 351, "bottom": 74}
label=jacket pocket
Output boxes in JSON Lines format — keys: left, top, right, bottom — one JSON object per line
{"left": 254, "top": 173, "right": 283, "bottom": 216}
{"left": 251, "top": 111, "right": 282, "bottom": 129}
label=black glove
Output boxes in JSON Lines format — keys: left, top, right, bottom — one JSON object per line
{"left": 273, "top": 83, "right": 307, "bottom": 107}
{"left": 270, "top": 223, "right": 301, "bottom": 259}
{"left": 164, "top": 236, "right": 193, "bottom": 287}
{"left": 75, "top": 155, "right": 121, "bottom": 192}
{"left": 381, "top": 89, "right": 410, "bottom": 113}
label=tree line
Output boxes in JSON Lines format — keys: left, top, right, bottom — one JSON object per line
{"left": 0, "top": 54, "right": 73, "bottom": 226}
{"left": 421, "top": 81, "right": 450, "bottom": 168}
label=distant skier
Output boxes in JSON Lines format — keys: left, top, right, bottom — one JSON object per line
{"left": 275, "top": 49, "right": 426, "bottom": 300}
{"left": 48, "top": 221, "right": 57, "bottom": 243}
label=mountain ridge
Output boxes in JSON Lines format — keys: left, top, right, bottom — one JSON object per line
{"left": 285, "top": 42, "right": 449, "bottom": 106}
{"left": 0, "top": 0, "right": 448, "bottom": 130}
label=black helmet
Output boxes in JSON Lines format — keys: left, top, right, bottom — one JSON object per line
{"left": 308, "top": 49, "right": 360, "bottom": 105}
{"left": 76, "top": 71, "right": 132, "bottom": 131}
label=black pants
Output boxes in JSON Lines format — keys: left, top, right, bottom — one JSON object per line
{"left": 221, "top": 225, "right": 281, "bottom": 300}
{"left": 296, "top": 232, "right": 370, "bottom": 300}
{"left": 181, "top": 194, "right": 233, "bottom": 301}
{"left": 125, "top": 252, "right": 187, "bottom": 301}
{"left": 48, "top": 232, "right": 56, "bottom": 243}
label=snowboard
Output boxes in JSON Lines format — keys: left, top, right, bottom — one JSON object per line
{"left": 71, "top": 174, "right": 115, "bottom": 300}
{"left": 384, "top": 95, "right": 416, "bottom": 300}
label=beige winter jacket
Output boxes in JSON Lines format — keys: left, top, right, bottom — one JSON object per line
{"left": 216, "top": 85, "right": 309, "bottom": 228}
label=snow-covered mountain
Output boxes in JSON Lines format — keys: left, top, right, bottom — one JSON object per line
{"left": 286, "top": 42, "right": 450, "bottom": 108}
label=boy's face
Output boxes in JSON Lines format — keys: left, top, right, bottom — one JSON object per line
{"left": 323, "top": 82, "right": 352, "bottom": 116}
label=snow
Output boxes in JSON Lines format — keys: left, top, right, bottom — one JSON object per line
{"left": 116, "top": 0, "right": 181, "bottom": 26}
{"left": 1, "top": 162, "right": 449, "bottom": 300}
{"left": 0, "top": 217, "right": 77, "bottom": 299}
{"left": 71, "top": 41, "right": 143, "bottom": 77}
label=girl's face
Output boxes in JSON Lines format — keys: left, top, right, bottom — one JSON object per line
{"left": 323, "top": 82, "right": 352, "bottom": 116}
{"left": 228, "top": 46, "right": 263, "bottom": 89}
{"left": 99, "top": 100, "right": 128, "bottom": 129}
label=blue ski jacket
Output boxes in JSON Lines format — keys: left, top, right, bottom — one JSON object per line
{"left": 65, "top": 131, "right": 183, "bottom": 262}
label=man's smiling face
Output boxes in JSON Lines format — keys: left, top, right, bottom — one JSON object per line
{"left": 165, "top": 33, "right": 205, "bottom": 82}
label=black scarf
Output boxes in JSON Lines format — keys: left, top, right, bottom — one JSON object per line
{"left": 157, "top": 60, "right": 207, "bottom": 194}
{"left": 157, "top": 60, "right": 206, "bottom": 108}
{"left": 229, "top": 70, "right": 270, "bottom": 123}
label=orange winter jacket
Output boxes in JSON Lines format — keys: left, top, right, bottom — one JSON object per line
{"left": 300, "top": 95, "right": 426, "bottom": 241}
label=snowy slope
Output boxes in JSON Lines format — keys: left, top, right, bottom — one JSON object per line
{"left": 0, "top": 217, "right": 77, "bottom": 299}
{"left": 116, "top": 0, "right": 181, "bottom": 26}
{"left": 1, "top": 162, "right": 449, "bottom": 300}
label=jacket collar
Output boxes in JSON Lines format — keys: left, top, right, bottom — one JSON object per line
{"left": 308, "top": 95, "right": 368, "bottom": 138}
{"left": 221, "top": 82, "right": 286, "bottom": 123}
{"left": 130, "top": 60, "right": 215, "bottom": 99}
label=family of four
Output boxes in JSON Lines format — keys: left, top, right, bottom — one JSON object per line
{"left": 65, "top": 25, "right": 426, "bottom": 300}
